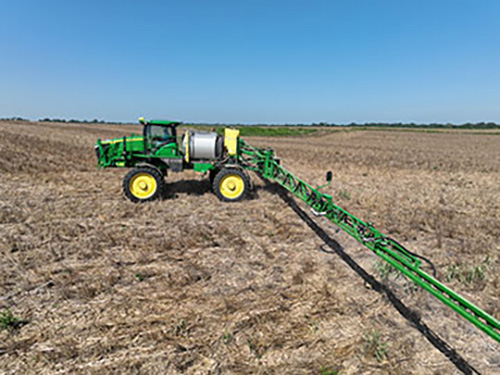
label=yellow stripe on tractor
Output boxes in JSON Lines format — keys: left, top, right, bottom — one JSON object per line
{"left": 185, "top": 131, "right": 190, "bottom": 162}
{"left": 101, "top": 137, "right": 144, "bottom": 145}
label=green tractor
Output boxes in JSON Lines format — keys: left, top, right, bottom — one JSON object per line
{"left": 95, "top": 118, "right": 250, "bottom": 202}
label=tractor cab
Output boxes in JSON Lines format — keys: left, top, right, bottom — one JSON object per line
{"left": 139, "top": 118, "right": 181, "bottom": 158}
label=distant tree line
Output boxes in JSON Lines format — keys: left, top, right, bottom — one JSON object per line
{"left": 38, "top": 118, "right": 112, "bottom": 124}
{"left": 0, "top": 117, "right": 31, "bottom": 122}
{"left": 1, "top": 117, "right": 499, "bottom": 129}
{"left": 0, "top": 117, "right": 125, "bottom": 124}
{"left": 190, "top": 121, "right": 500, "bottom": 129}
{"left": 309, "top": 121, "right": 500, "bottom": 129}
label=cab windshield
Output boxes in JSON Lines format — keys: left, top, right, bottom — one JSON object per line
{"left": 149, "top": 125, "right": 175, "bottom": 141}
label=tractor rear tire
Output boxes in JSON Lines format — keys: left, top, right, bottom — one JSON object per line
{"left": 213, "top": 168, "right": 249, "bottom": 202}
{"left": 123, "top": 167, "right": 165, "bottom": 203}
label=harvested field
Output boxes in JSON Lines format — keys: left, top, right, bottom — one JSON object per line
{"left": 0, "top": 121, "right": 499, "bottom": 374}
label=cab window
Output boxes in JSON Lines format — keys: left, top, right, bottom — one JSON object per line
{"left": 149, "top": 125, "right": 174, "bottom": 140}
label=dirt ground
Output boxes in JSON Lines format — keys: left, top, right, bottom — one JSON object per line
{"left": 0, "top": 121, "right": 499, "bottom": 374}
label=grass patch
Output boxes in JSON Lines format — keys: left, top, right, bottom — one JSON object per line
{"left": 320, "top": 366, "right": 341, "bottom": 375}
{"left": 235, "top": 126, "right": 317, "bottom": 137}
{"left": 305, "top": 314, "right": 319, "bottom": 333}
{"left": 339, "top": 190, "right": 351, "bottom": 200}
{"left": 373, "top": 261, "right": 417, "bottom": 294}
{"left": 173, "top": 319, "right": 188, "bottom": 336}
{"left": 220, "top": 331, "right": 233, "bottom": 345}
{"left": 446, "top": 257, "right": 491, "bottom": 285}
{"left": 247, "top": 338, "right": 264, "bottom": 359}
{"left": 0, "top": 308, "right": 23, "bottom": 332}
{"left": 181, "top": 125, "right": 318, "bottom": 137}
{"left": 373, "top": 260, "right": 401, "bottom": 281}
{"left": 364, "top": 329, "right": 389, "bottom": 363}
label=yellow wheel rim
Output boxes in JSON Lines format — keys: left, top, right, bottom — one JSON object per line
{"left": 129, "top": 173, "right": 157, "bottom": 199}
{"left": 220, "top": 174, "right": 245, "bottom": 199}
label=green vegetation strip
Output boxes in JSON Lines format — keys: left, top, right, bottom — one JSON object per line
{"left": 181, "top": 125, "right": 318, "bottom": 137}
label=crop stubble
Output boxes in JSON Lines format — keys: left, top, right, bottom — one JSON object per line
{"left": 0, "top": 121, "right": 499, "bottom": 374}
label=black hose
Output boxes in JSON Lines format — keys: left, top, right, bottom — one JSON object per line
{"left": 387, "top": 237, "right": 437, "bottom": 278}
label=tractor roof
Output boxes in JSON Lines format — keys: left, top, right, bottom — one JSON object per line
{"left": 138, "top": 117, "right": 181, "bottom": 126}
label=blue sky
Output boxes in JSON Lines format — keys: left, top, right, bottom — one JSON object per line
{"left": 1, "top": 0, "right": 499, "bottom": 124}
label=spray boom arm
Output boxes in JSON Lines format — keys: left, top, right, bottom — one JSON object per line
{"left": 237, "top": 137, "right": 500, "bottom": 343}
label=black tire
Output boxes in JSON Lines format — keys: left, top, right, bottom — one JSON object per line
{"left": 213, "top": 168, "right": 250, "bottom": 202}
{"left": 123, "top": 167, "right": 165, "bottom": 203}
{"left": 208, "top": 168, "right": 219, "bottom": 191}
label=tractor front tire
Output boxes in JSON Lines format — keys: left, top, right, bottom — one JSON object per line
{"left": 123, "top": 167, "right": 165, "bottom": 203}
{"left": 213, "top": 168, "right": 249, "bottom": 202}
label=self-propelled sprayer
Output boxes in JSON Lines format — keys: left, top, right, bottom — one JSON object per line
{"left": 95, "top": 118, "right": 500, "bottom": 343}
